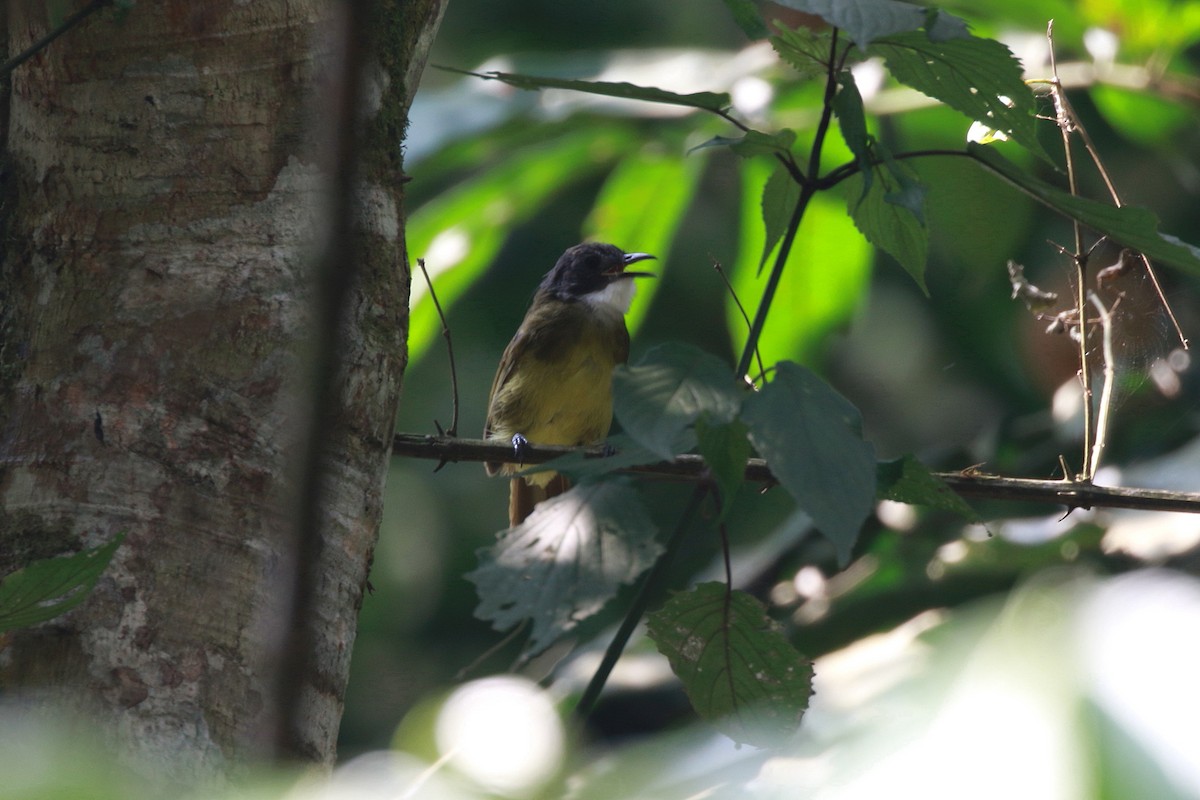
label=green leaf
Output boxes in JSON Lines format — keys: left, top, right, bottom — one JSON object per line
{"left": 407, "top": 127, "right": 633, "bottom": 365}
{"left": 691, "top": 129, "right": 797, "bottom": 158}
{"left": 741, "top": 362, "right": 876, "bottom": 564}
{"left": 871, "top": 32, "right": 1049, "bottom": 161}
{"left": 759, "top": 164, "right": 802, "bottom": 272}
{"left": 876, "top": 455, "right": 980, "bottom": 522}
{"left": 613, "top": 343, "right": 743, "bottom": 461}
{"left": 584, "top": 148, "right": 703, "bottom": 334}
{"left": 773, "top": 0, "right": 931, "bottom": 47}
{"left": 695, "top": 418, "right": 752, "bottom": 521}
{"left": 833, "top": 72, "right": 870, "bottom": 163}
{"left": 732, "top": 158, "right": 873, "bottom": 366}
{"left": 0, "top": 534, "right": 124, "bottom": 633}
{"left": 646, "top": 582, "right": 814, "bottom": 747}
{"left": 450, "top": 67, "right": 731, "bottom": 113}
{"left": 467, "top": 481, "right": 661, "bottom": 656}
{"left": 970, "top": 144, "right": 1200, "bottom": 277}
{"left": 845, "top": 155, "right": 929, "bottom": 292}
{"left": 771, "top": 27, "right": 835, "bottom": 80}
{"left": 721, "top": 0, "right": 769, "bottom": 39}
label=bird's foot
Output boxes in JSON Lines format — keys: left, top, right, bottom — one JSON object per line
{"left": 511, "top": 433, "right": 530, "bottom": 466}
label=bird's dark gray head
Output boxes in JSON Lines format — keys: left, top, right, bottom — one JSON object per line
{"left": 538, "top": 242, "right": 655, "bottom": 302}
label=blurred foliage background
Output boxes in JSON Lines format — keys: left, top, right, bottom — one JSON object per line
{"left": 342, "top": 0, "right": 1200, "bottom": 793}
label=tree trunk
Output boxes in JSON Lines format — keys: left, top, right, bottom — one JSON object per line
{"left": 0, "top": 0, "right": 442, "bottom": 783}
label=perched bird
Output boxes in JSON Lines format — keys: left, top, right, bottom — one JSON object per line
{"left": 484, "top": 242, "right": 655, "bottom": 526}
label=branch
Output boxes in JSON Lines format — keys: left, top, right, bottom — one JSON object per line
{"left": 391, "top": 433, "right": 1200, "bottom": 515}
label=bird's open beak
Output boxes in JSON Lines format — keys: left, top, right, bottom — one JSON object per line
{"left": 615, "top": 252, "right": 656, "bottom": 279}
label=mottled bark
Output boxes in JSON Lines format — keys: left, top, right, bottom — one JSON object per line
{"left": 0, "top": 0, "right": 441, "bottom": 783}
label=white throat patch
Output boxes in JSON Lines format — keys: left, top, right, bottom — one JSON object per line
{"left": 583, "top": 277, "right": 637, "bottom": 315}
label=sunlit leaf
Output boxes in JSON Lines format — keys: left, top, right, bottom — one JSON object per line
{"left": 467, "top": 481, "right": 661, "bottom": 656}
{"left": 407, "top": 127, "right": 634, "bottom": 364}
{"left": 584, "top": 147, "right": 703, "bottom": 333}
{"left": 647, "top": 582, "right": 814, "bottom": 747}
{"left": 741, "top": 362, "right": 876, "bottom": 564}
{"left": 613, "top": 343, "right": 743, "bottom": 461}
{"left": 871, "top": 32, "right": 1048, "bottom": 161}
{"left": 733, "top": 159, "right": 872, "bottom": 366}
{"left": 0, "top": 534, "right": 124, "bottom": 632}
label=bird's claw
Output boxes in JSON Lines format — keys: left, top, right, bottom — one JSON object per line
{"left": 511, "top": 433, "right": 530, "bottom": 466}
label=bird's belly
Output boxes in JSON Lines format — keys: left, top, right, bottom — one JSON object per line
{"left": 521, "top": 353, "right": 615, "bottom": 446}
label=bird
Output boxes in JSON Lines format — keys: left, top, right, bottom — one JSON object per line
{"left": 484, "top": 242, "right": 655, "bottom": 527}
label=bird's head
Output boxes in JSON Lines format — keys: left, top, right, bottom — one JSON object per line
{"left": 538, "top": 242, "right": 655, "bottom": 313}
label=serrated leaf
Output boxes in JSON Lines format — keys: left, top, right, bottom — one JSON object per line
{"left": 970, "top": 144, "right": 1200, "bottom": 277}
{"left": 454, "top": 68, "right": 731, "bottom": 113}
{"left": 741, "top": 362, "right": 875, "bottom": 564}
{"left": 613, "top": 343, "right": 743, "bottom": 461}
{"left": 877, "top": 455, "right": 980, "bottom": 522}
{"left": 0, "top": 534, "right": 124, "bottom": 632}
{"left": 467, "top": 481, "right": 661, "bottom": 656}
{"left": 760, "top": 164, "right": 802, "bottom": 272}
{"left": 695, "top": 419, "right": 752, "bottom": 521}
{"left": 721, "top": 0, "right": 769, "bottom": 39}
{"left": 773, "top": 0, "right": 928, "bottom": 48}
{"left": 771, "top": 27, "right": 834, "bottom": 80}
{"left": 845, "top": 157, "right": 929, "bottom": 292}
{"left": 870, "top": 32, "right": 1048, "bottom": 161}
{"left": 646, "top": 582, "right": 813, "bottom": 747}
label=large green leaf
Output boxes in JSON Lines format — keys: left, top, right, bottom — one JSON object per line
{"left": 583, "top": 147, "right": 703, "bottom": 334}
{"left": 844, "top": 153, "right": 929, "bottom": 292}
{"left": 406, "top": 127, "right": 634, "bottom": 364}
{"left": 612, "top": 343, "right": 743, "bottom": 461}
{"left": 467, "top": 481, "right": 661, "bottom": 656}
{"left": 646, "top": 582, "right": 814, "bottom": 747}
{"left": 732, "top": 158, "right": 873, "bottom": 366}
{"left": 970, "top": 144, "right": 1200, "bottom": 277}
{"left": 871, "top": 32, "right": 1048, "bottom": 161}
{"left": 0, "top": 534, "right": 124, "bottom": 633}
{"left": 741, "top": 362, "right": 876, "bottom": 564}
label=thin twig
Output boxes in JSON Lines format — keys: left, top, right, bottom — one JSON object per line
{"left": 418, "top": 258, "right": 460, "bottom": 439}
{"left": 0, "top": 0, "right": 111, "bottom": 78}
{"left": 712, "top": 257, "right": 766, "bottom": 384}
{"left": 1046, "top": 21, "right": 1095, "bottom": 480}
